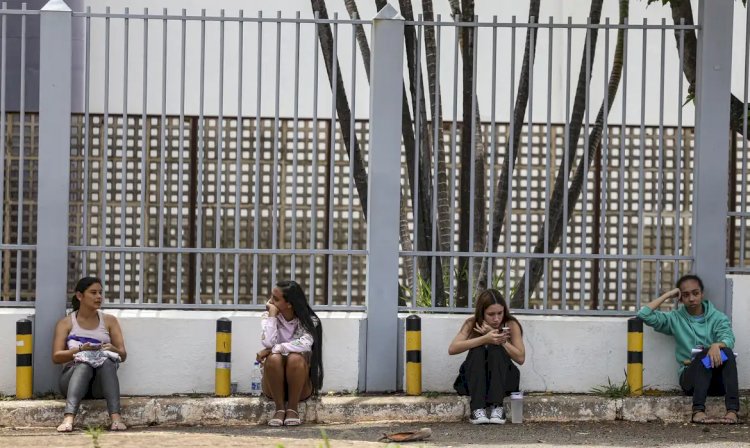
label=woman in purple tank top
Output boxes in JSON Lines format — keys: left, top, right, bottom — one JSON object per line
{"left": 52, "top": 277, "right": 128, "bottom": 432}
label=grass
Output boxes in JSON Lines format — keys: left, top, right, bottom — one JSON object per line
{"left": 0, "top": 393, "right": 14, "bottom": 401}
{"left": 84, "top": 425, "right": 104, "bottom": 448}
{"left": 589, "top": 376, "right": 633, "bottom": 399}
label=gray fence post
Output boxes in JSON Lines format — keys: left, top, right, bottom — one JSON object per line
{"left": 364, "top": 4, "right": 404, "bottom": 392}
{"left": 692, "top": 0, "right": 734, "bottom": 312}
{"left": 34, "top": 0, "right": 72, "bottom": 393}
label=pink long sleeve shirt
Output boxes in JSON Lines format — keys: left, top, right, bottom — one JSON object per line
{"left": 260, "top": 312, "right": 315, "bottom": 355}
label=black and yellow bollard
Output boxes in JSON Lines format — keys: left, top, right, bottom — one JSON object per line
{"left": 215, "top": 318, "right": 232, "bottom": 397}
{"left": 16, "top": 318, "right": 33, "bottom": 399}
{"left": 627, "top": 317, "right": 643, "bottom": 396}
{"left": 405, "top": 315, "right": 422, "bottom": 395}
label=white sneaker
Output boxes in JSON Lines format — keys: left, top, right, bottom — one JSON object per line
{"left": 470, "top": 408, "right": 490, "bottom": 425}
{"left": 489, "top": 406, "right": 506, "bottom": 424}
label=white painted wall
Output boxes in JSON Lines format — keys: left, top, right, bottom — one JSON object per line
{"left": 1, "top": 275, "right": 747, "bottom": 395}
{"left": 0, "top": 309, "right": 35, "bottom": 395}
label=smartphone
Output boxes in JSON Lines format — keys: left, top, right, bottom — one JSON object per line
{"left": 501, "top": 326, "right": 510, "bottom": 334}
{"left": 701, "top": 351, "right": 728, "bottom": 369}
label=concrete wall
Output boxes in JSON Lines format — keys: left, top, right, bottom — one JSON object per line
{"left": 1, "top": 275, "right": 748, "bottom": 395}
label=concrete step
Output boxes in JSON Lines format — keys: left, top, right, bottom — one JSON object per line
{"left": 0, "top": 395, "right": 742, "bottom": 428}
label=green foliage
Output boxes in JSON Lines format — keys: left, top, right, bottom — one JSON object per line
{"left": 589, "top": 374, "right": 635, "bottom": 399}
{"left": 423, "top": 391, "right": 440, "bottom": 398}
{"left": 0, "top": 393, "right": 13, "bottom": 401}
{"left": 402, "top": 267, "right": 509, "bottom": 308}
{"left": 318, "top": 429, "right": 332, "bottom": 448}
{"left": 84, "top": 426, "right": 104, "bottom": 448}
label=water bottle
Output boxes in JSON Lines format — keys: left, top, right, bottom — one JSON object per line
{"left": 250, "top": 361, "right": 263, "bottom": 396}
{"left": 510, "top": 391, "right": 524, "bottom": 424}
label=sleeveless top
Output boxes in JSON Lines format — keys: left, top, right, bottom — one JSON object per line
{"left": 66, "top": 310, "right": 111, "bottom": 349}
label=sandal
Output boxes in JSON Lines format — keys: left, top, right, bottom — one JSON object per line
{"left": 719, "top": 410, "right": 739, "bottom": 425}
{"left": 691, "top": 410, "right": 708, "bottom": 424}
{"left": 284, "top": 409, "right": 302, "bottom": 426}
{"left": 268, "top": 410, "right": 285, "bottom": 427}
{"left": 56, "top": 421, "right": 74, "bottom": 433}
{"left": 110, "top": 420, "right": 127, "bottom": 431}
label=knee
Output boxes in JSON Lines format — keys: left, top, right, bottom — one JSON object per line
{"left": 265, "top": 354, "right": 284, "bottom": 369}
{"left": 285, "top": 354, "right": 307, "bottom": 372}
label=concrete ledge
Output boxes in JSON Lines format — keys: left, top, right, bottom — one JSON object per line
{"left": 0, "top": 395, "right": 741, "bottom": 428}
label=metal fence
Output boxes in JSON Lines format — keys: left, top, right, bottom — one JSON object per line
{"left": 0, "top": 2, "right": 745, "bottom": 315}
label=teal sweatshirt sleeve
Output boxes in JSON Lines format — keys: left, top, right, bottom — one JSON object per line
{"left": 712, "top": 314, "right": 735, "bottom": 349}
{"left": 637, "top": 306, "right": 673, "bottom": 335}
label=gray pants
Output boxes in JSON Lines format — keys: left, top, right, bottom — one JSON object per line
{"left": 59, "top": 359, "right": 121, "bottom": 415}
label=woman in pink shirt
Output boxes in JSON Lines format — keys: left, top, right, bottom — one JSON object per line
{"left": 256, "top": 280, "right": 323, "bottom": 426}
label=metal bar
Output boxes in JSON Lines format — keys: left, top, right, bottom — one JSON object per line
{"left": 176, "top": 9, "right": 186, "bottom": 304}
{"left": 69, "top": 246, "right": 367, "bottom": 256}
{"left": 327, "top": 13, "right": 338, "bottom": 306}
{"left": 655, "top": 19, "right": 666, "bottom": 292}
{"left": 215, "top": 10, "right": 226, "bottom": 305}
{"left": 524, "top": 16, "right": 535, "bottom": 309}
{"left": 253, "top": 11, "right": 263, "bottom": 305}
{"left": 562, "top": 17, "right": 572, "bottom": 310}
{"left": 487, "top": 16, "right": 498, "bottom": 290}
{"left": 271, "top": 11, "right": 281, "bottom": 288}
{"left": 505, "top": 17, "right": 516, "bottom": 303}
{"left": 468, "top": 18, "right": 478, "bottom": 302}
{"left": 138, "top": 8, "right": 149, "bottom": 305}
{"left": 195, "top": 9, "right": 207, "bottom": 304}
{"left": 617, "top": 19, "right": 629, "bottom": 311}
{"left": 100, "top": 7, "right": 110, "bottom": 283}
{"left": 309, "top": 12, "right": 319, "bottom": 306}
{"left": 82, "top": 8, "right": 91, "bottom": 273}
{"left": 119, "top": 9, "right": 130, "bottom": 304}
{"left": 347, "top": 17, "right": 357, "bottom": 308}
{"left": 449, "top": 16, "right": 459, "bottom": 308}
{"left": 158, "top": 9, "right": 168, "bottom": 305}
{"left": 598, "top": 19, "right": 609, "bottom": 310}
{"left": 412, "top": 17, "right": 421, "bottom": 308}
{"left": 430, "top": 15, "right": 442, "bottom": 308}
{"left": 291, "top": 11, "right": 300, "bottom": 278}
{"left": 580, "top": 17, "right": 591, "bottom": 310}
{"left": 543, "top": 16, "right": 553, "bottom": 310}
{"left": 740, "top": 5, "right": 750, "bottom": 269}
{"left": 68, "top": 11, "right": 701, "bottom": 30}
{"left": 399, "top": 250, "right": 692, "bottom": 261}
{"left": 0, "top": 5, "right": 5, "bottom": 283}
{"left": 675, "top": 20, "right": 685, "bottom": 278}
{"left": 636, "top": 20, "right": 648, "bottom": 309}
{"left": 233, "top": 10, "right": 244, "bottom": 306}
{"left": 15, "top": 6, "right": 27, "bottom": 302}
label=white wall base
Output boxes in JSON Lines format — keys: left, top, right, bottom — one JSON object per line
{"left": 1, "top": 275, "right": 747, "bottom": 395}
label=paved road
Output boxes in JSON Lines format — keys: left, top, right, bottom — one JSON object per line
{"left": 1, "top": 421, "right": 749, "bottom": 447}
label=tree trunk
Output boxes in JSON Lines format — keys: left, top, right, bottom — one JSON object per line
{"left": 311, "top": 0, "right": 369, "bottom": 214}
{"left": 422, "top": 0, "right": 452, "bottom": 306}
{"left": 478, "top": 0, "right": 541, "bottom": 292}
{"left": 667, "top": 0, "right": 747, "bottom": 138}
{"left": 511, "top": 0, "right": 626, "bottom": 308}
{"left": 398, "top": 0, "right": 447, "bottom": 304}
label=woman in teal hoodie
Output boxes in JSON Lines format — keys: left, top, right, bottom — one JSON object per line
{"left": 637, "top": 274, "right": 738, "bottom": 424}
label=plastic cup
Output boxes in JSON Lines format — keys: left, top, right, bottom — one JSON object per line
{"left": 510, "top": 391, "right": 523, "bottom": 424}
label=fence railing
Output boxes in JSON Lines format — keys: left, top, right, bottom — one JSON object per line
{"left": 0, "top": 2, "right": 746, "bottom": 315}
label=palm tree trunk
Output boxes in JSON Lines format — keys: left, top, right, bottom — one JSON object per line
{"left": 422, "top": 0, "right": 452, "bottom": 306}
{"left": 511, "top": 0, "right": 626, "bottom": 308}
{"left": 311, "top": 0, "right": 369, "bottom": 214}
{"left": 478, "top": 0, "right": 541, "bottom": 292}
{"left": 667, "top": 0, "right": 746, "bottom": 137}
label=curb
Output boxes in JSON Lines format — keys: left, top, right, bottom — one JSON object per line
{"left": 0, "top": 395, "right": 739, "bottom": 428}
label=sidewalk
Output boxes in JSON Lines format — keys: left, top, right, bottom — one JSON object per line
{"left": 0, "top": 394, "right": 744, "bottom": 428}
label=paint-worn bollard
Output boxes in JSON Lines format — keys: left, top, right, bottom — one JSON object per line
{"left": 16, "top": 318, "right": 33, "bottom": 399}
{"left": 215, "top": 318, "right": 232, "bottom": 397}
{"left": 627, "top": 317, "right": 643, "bottom": 396}
{"left": 405, "top": 315, "right": 422, "bottom": 395}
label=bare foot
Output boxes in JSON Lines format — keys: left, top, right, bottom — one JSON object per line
{"left": 720, "top": 410, "right": 738, "bottom": 424}
{"left": 691, "top": 411, "right": 707, "bottom": 423}
{"left": 56, "top": 414, "right": 74, "bottom": 432}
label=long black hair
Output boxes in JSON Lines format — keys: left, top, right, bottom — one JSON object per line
{"left": 71, "top": 276, "right": 102, "bottom": 312}
{"left": 276, "top": 280, "right": 324, "bottom": 394}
